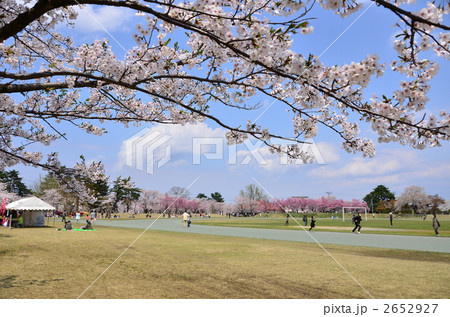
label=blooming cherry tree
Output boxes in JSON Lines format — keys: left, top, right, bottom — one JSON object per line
{"left": 0, "top": 182, "right": 19, "bottom": 205}
{"left": 395, "top": 185, "right": 431, "bottom": 214}
{"left": 41, "top": 188, "right": 65, "bottom": 209}
{"left": 139, "top": 189, "right": 160, "bottom": 213}
{"left": 275, "top": 196, "right": 366, "bottom": 213}
{"left": 0, "top": 0, "right": 448, "bottom": 182}
{"left": 234, "top": 195, "right": 259, "bottom": 214}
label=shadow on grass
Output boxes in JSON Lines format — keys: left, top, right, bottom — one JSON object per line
{"left": 0, "top": 275, "right": 64, "bottom": 289}
{"left": 0, "top": 275, "right": 18, "bottom": 288}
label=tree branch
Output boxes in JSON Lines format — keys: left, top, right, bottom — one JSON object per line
{"left": 374, "top": 0, "right": 450, "bottom": 31}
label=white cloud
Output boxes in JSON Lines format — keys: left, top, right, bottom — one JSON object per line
{"left": 222, "top": 139, "right": 340, "bottom": 173}
{"left": 153, "top": 123, "right": 226, "bottom": 153}
{"left": 73, "top": 5, "right": 134, "bottom": 33}
{"left": 308, "top": 156, "right": 401, "bottom": 178}
{"left": 339, "top": 175, "right": 401, "bottom": 187}
{"left": 117, "top": 124, "right": 337, "bottom": 174}
{"left": 167, "top": 159, "right": 188, "bottom": 167}
{"left": 408, "top": 163, "right": 450, "bottom": 179}
{"left": 116, "top": 123, "right": 226, "bottom": 171}
{"left": 83, "top": 155, "right": 107, "bottom": 168}
{"left": 316, "top": 142, "right": 340, "bottom": 163}
{"left": 308, "top": 148, "right": 421, "bottom": 179}
{"left": 345, "top": 157, "right": 401, "bottom": 175}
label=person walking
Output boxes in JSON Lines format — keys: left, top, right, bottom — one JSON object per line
{"left": 182, "top": 211, "right": 189, "bottom": 228}
{"left": 75, "top": 212, "right": 81, "bottom": 223}
{"left": 285, "top": 213, "right": 289, "bottom": 226}
{"left": 303, "top": 213, "right": 308, "bottom": 226}
{"left": 432, "top": 214, "right": 440, "bottom": 236}
{"left": 352, "top": 213, "right": 362, "bottom": 234}
{"left": 389, "top": 212, "right": 393, "bottom": 226}
{"left": 309, "top": 216, "right": 316, "bottom": 231}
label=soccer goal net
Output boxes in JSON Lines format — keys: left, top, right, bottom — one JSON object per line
{"left": 342, "top": 207, "right": 367, "bottom": 222}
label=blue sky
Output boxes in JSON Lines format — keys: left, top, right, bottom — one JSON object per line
{"left": 14, "top": 2, "right": 450, "bottom": 203}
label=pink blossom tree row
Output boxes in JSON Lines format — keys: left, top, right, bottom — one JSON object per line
{"left": 274, "top": 196, "right": 367, "bottom": 214}
{"left": 128, "top": 190, "right": 367, "bottom": 215}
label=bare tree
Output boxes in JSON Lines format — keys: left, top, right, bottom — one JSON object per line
{"left": 239, "top": 184, "right": 268, "bottom": 202}
{"left": 168, "top": 186, "right": 190, "bottom": 198}
{"left": 428, "top": 194, "right": 445, "bottom": 215}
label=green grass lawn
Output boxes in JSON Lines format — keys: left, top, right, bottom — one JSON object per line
{"left": 1, "top": 224, "right": 449, "bottom": 299}
{"left": 194, "top": 216, "right": 450, "bottom": 237}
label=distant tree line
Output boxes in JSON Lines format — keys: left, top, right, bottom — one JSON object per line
{"left": 363, "top": 185, "right": 447, "bottom": 215}
{"left": 2, "top": 170, "right": 448, "bottom": 217}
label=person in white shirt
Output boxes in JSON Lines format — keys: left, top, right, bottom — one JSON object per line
{"left": 182, "top": 211, "right": 189, "bottom": 228}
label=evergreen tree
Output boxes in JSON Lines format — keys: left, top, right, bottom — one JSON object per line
{"left": 0, "top": 170, "right": 31, "bottom": 196}
{"left": 363, "top": 185, "right": 395, "bottom": 212}
{"left": 31, "top": 173, "right": 59, "bottom": 196}
{"left": 210, "top": 192, "right": 225, "bottom": 203}
{"left": 111, "top": 176, "right": 141, "bottom": 213}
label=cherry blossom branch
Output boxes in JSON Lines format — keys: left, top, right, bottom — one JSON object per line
{"left": 373, "top": 0, "right": 450, "bottom": 31}
{"left": 312, "top": 83, "right": 449, "bottom": 137}
{"left": 1, "top": 0, "right": 449, "bottom": 175}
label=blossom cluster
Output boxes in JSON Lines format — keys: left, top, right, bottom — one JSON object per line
{"left": 0, "top": 0, "right": 448, "bottom": 196}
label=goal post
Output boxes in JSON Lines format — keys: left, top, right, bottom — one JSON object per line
{"left": 342, "top": 207, "right": 367, "bottom": 222}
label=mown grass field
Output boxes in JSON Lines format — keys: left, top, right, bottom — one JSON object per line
{"left": 1, "top": 223, "right": 449, "bottom": 299}
{"left": 194, "top": 215, "right": 450, "bottom": 237}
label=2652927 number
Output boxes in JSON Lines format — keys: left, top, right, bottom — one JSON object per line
{"left": 383, "top": 304, "right": 438, "bottom": 314}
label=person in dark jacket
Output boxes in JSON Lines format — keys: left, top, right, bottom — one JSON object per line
{"left": 82, "top": 219, "right": 93, "bottom": 230}
{"left": 309, "top": 216, "right": 316, "bottom": 231}
{"left": 352, "top": 213, "right": 362, "bottom": 234}
{"left": 432, "top": 214, "right": 440, "bottom": 236}
{"left": 302, "top": 213, "right": 308, "bottom": 226}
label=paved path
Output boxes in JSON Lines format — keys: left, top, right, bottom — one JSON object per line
{"left": 94, "top": 218, "right": 450, "bottom": 253}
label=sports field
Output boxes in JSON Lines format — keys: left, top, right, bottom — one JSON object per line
{"left": 195, "top": 215, "right": 450, "bottom": 237}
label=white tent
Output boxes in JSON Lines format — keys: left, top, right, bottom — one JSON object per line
{"left": 6, "top": 196, "right": 55, "bottom": 227}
